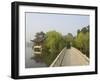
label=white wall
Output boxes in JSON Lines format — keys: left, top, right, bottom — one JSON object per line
{"left": 0, "top": 0, "right": 99, "bottom": 81}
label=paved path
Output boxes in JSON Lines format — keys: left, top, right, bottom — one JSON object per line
{"left": 61, "top": 47, "right": 89, "bottom": 66}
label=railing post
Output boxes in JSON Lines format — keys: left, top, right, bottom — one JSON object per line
{"left": 50, "top": 47, "right": 66, "bottom": 67}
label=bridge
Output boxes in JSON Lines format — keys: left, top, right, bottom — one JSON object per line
{"left": 50, "top": 47, "right": 89, "bottom": 67}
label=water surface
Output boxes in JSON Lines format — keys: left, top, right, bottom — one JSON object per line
{"left": 25, "top": 42, "right": 47, "bottom": 68}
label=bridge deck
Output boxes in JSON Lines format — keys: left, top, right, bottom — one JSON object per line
{"left": 61, "top": 47, "right": 89, "bottom": 66}
{"left": 50, "top": 47, "right": 89, "bottom": 67}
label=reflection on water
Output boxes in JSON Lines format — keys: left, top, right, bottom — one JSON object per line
{"left": 25, "top": 42, "right": 47, "bottom": 68}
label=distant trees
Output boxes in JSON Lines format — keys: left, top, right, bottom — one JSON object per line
{"left": 72, "top": 25, "right": 90, "bottom": 57}
{"left": 77, "top": 29, "right": 80, "bottom": 35}
{"left": 64, "top": 33, "right": 73, "bottom": 48}
{"left": 65, "top": 33, "right": 73, "bottom": 42}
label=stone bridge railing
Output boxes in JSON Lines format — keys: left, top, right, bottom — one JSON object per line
{"left": 50, "top": 47, "right": 66, "bottom": 67}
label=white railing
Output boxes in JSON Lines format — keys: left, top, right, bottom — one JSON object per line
{"left": 50, "top": 47, "right": 66, "bottom": 67}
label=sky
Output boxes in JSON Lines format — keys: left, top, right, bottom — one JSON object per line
{"left": 25, "top": 12, "right": 89, "bottom": 42}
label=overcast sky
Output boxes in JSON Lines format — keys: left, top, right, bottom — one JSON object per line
{"left": 25, "top": 12, "right": 89, "bottom": 42}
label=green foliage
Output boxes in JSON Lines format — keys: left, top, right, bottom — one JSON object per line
{"left": 77, "top": 29, "right": 80, "bottom": 35}
{"left": 41, "top": 31, "right": 66, "bottom": 65}
{"left": 81, "top": 27, "right": 88, "bottom": 33}
{"left": 76, "top": 32, "right": 84, "bottom": 49}
{"left": 72, "top": 26, "right": 90, "bottom": 57}
{"left": 65, "top": 33, "right": 73, "bottom": 41}
{"left": 65, "top": 33, "right": 73, "bottom": 49}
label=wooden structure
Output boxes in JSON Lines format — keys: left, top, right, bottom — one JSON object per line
{"left": 31, "top": 32, "right": 45, "bottom": 55}
{"left": 33, "top": 46, "right": 42, "bottom": 55}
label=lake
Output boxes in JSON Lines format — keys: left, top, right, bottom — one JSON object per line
{"left": 25, "top": 42, "right": 47, "bottom": 68}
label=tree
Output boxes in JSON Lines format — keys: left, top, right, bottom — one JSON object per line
{"left": 83, "top": 32, "right": 89, "bottom": 57}
{"left": 32, "top": 31, "right": 46, "bottom": 46}
{"left": 81, "top": 27, "right": 88, "bottom": 33}
{"left": 65, "top": 33, "right": 73, "bottom": 48}
{"left": 72, "top": 26, "right": 90, "bottom": 57}
{"left": 35, "top": 31, "right": 45, "bottom": 39}
{"left": 77, "top": 29, "right": 80, "bottom": 35}
{"left": 76, "top": 32, "right": 84, "bottom": 50}
{"left": 41, "top": 31, "right": 66, "bottom": 65}
{"left": 87, "top": 25, "right": 90, "bottom": 32}
{"left": 66, "top": 33, "right": 73, "bottom": 41}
